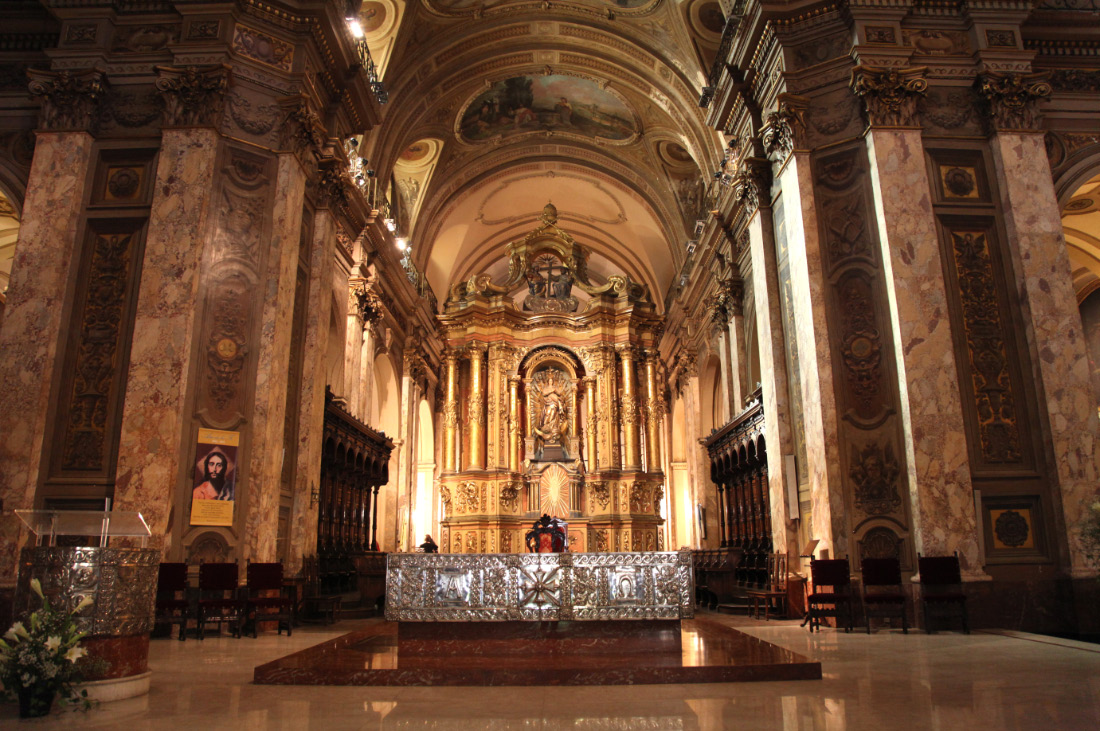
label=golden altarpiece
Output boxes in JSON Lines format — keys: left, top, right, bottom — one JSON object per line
{"left": 437, "top": 204, "right": 665, "bottom": 555}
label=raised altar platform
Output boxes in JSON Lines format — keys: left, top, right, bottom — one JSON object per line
{"left": 253, "top": 616, "right": 822, "bottom": 686}
{"left": 384, "top": 550, "right": 694, "bottom": 621}
{"left": 255, "top": 551, "right": 820, "bottom": 686}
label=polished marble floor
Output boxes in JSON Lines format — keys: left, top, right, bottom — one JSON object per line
{"left": 4, "top": 611, "right": 1100, "bottom": 729}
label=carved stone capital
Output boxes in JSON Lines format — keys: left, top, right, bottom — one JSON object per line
{"left": 316, "top": 160, "right": 352, "bottom": 209}
{"left": 349, "top": 278, "right": 383, "bottom": 328}
{"left": 155, "top": 65, "right": 229, "bottom": 128}
{"left": 731, "top": 158, "right": 770, "bottom": 215}
{"left": 761, "top": 94, "right": 809, "bottom": 161}
{"left": 27, "top": 68, "right": 106, "bottom": 132}
{"left": 278, "top": 95, "right": 326, "bottom": 155}
{"left": 976, "top": 71, "right": 1052, "bottom": 133}
{"left": 852, "top": 66, "right": 928, "bottom": 128}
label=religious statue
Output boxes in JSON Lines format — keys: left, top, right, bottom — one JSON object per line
{"left": 531, "top": 367, "right": 571, "bottom": 458}
{"left": 523, "top": 253, "right": 579, "bottom": 313}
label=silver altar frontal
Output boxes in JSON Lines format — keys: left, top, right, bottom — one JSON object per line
{"left": 385, "top": 550, "right": 694, "bottom": 621}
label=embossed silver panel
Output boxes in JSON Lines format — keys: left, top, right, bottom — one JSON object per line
{"left": 386, "top": 550, "right": 694, "bottom": 622}
{"left": 16, "top": 547, "right": 159, "bottom": 636}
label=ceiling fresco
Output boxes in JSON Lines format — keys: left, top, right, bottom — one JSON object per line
{"left": 458, "top": 75, "right": 638, "bottom": 143}
{"left": 368, "top": 0, "right": 721, "bottom": 310}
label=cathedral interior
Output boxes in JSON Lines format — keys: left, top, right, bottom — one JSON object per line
{"left": 2, "top": 0, "right": 1100, "bottom": 674}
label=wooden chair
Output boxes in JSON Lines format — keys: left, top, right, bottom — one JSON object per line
{"left": 746, "top": 552, "right": 788, "bottom": 620}
{"left": 918, "top": 553, "right": 969, "bottom": 634}
{"left": 154, "top": 562, "right": 191, "bottom": 641}
{"left": 806, "top": 558, "right": 853, "bottom": 633}
{"left": 244, "top": 562, "right": 294, "bottom": 637}
{"left": 860, "top": 557, "right": 908, "bottom": 634}
{"left": 301, "top": 555, "right": 342, "bottom": 624}
{"left": 196, "top": 561, "right": 245, "bottom": 639}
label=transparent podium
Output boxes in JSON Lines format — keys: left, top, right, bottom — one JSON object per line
{"left": 14, "top": 510, "right": 159, "bottom": 702}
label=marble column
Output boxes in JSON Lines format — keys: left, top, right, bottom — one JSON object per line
{"left": 644, "top": 349, "right": 663, "bottom": 472}
{"left": 0, "top": 130, "right": 95, "bottom": 577}
{"left": 726, "top": 278, "right": 748, "bottom": 410}
{"left": 774, "top": 153, "right": 848, "bottom": 557}
{"left": 241, "top": 151, "right": 308, "bottom": 561}
{"left": 508, "top": 375, "right": 521, "bottom": 471}
{"left": 865, "top": 126, "right": 982, "bottom": 572}
{"left": 287, "top": 206, "right": 337, "bottom": 572}
{"left": 112, "top": 128, "right": 222, "bottom": 552}
{"left": 442, "top": 349, "right": 460, "bottom": 473}
{"left": 747, "top": 198, "right": 802, "bottom": 560}
{"left": 618, "top": 345, "right": 642, "bottom": 470}
{"left": 715, "top": 326, "right": 736, "bottom": 424}
{"left": 583, "top": 376, "right": 598, "bottom": 472}
{"left": 343, "top": 295, "right": 364, "bottom": 417}
{"left": 990, "top": 130, "right": 1100, "bottom": 576}
{"left": 467, "top": 343, "right": 487, "bottom": 470}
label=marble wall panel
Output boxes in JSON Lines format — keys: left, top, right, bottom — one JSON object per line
{"left": 244, "top": 154, "right": 307, "bottom": 561}
{"left": 0, "top": 131, "right": 94, "bottom": 577}
{"left": 866, "top": 128, "right": 982, "bottom": 573}
{"left": 287, "top": 209, "right": 337, "bottom": 574}
{"left": 991, "top": 132, "right": 1100, "bottom": 576}
{"left": 113, "top": 128, "right": 220, "bottom": 551}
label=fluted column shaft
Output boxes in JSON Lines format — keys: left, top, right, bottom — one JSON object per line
{"left": 618, "top": 346, "right": 642, "bottom": 470}
{"left": 508, "top": 375, "right": 521, "bottom": 471}
{"left": 467, "top": 343, "right": 487, "bottom": 470}
{"left": 583, "top": 376, "right": 598, "bottom": 472}
{"left": 644, "top": 349, "right": 662, "bottom": 471}
{"left": 442, "top": 350, "right": 459, "bottom": 472}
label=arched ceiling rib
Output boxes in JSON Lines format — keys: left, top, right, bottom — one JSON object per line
{"left": 366, "top": 0, "right": 726, "bottom": 310}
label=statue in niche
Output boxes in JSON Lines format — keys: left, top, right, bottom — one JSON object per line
{"left": 531, "top": 367, "right": 571, "bottom": 459}
{"left": 523, "top": 252, "right": 579, "bottom": 313}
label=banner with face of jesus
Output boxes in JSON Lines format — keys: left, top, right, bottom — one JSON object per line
{"left": 190, "top": 428, "right": 239, "bottom": 527}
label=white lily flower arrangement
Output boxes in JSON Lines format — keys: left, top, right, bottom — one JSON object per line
{"left": 0, "top": 578, "right": 94, "bottom": 715}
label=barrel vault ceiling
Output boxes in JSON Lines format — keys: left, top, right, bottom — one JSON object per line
{"left": 361, "top": 0, "right": 727, "bottom": 309}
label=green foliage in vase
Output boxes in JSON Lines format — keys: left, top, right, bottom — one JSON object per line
{"left": 0, "top": 578, "right": 93, "bottom": 715}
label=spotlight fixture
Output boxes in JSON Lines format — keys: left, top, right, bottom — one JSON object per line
{"left": 347, "top": 18, "right": 364, "bottom": 38}
{"left": 396, "top": 237, "right": 408, "bottom": 251}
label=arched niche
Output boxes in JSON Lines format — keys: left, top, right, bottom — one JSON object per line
{"left": 519, "top": 346, "right": 584, "bottom": 464}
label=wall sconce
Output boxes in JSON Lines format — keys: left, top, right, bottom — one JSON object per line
{"left": 310, "top": 482, "right": 320, "bottom": 506}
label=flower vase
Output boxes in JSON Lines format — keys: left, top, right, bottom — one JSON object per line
{"left": 17, "top": 685, "right": 56, "bottom": 718}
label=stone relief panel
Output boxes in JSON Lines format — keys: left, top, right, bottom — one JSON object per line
{"left": 812, "top": 145, "right": 910, "bottom": 542}
{"left": 58, "top": 229, "right": 143, "bottom": 473}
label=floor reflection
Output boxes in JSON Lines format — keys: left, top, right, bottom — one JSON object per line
{"left": 2, "top": 612, "right": 1098, "bottom": 729}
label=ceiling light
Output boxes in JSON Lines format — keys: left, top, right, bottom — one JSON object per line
{"left": 347, "top": 19, "right": 364, "bottom": 38}
{"left": 396, "top": 238, "right": 408, "bottom": 251}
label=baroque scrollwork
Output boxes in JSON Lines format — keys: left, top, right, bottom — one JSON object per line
{"left": 28, "top": 68, "right": 106, "bottom": 131}
{"left": 851, "top": 66, "right": 928, "bottom": 128}
{"left": 976, "top": 71, "right": 1052, "bottom": 132}
{"left": 155, "top": 64, "right": 229, "bottom": 128}
{"left": 761, "top": 94, "right": 809, "bottom": 161}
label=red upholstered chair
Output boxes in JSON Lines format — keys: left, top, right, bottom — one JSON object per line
{"left": 197, "top": 561, "right": 244, "bottom": 639}
{"left": 918, "top": 553, "right": 969, "bottom": 634}
{"left": 860, "top": 557, "right": 908, "bottom": 634}
{"left": 244, "top": 562, "right": 294, "bottom": 637}
{"left": 154, "top": 562, "right": 191, "bottom": 641}
{"left": 806, "top": 558, "right": 853, "bottom": 633}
